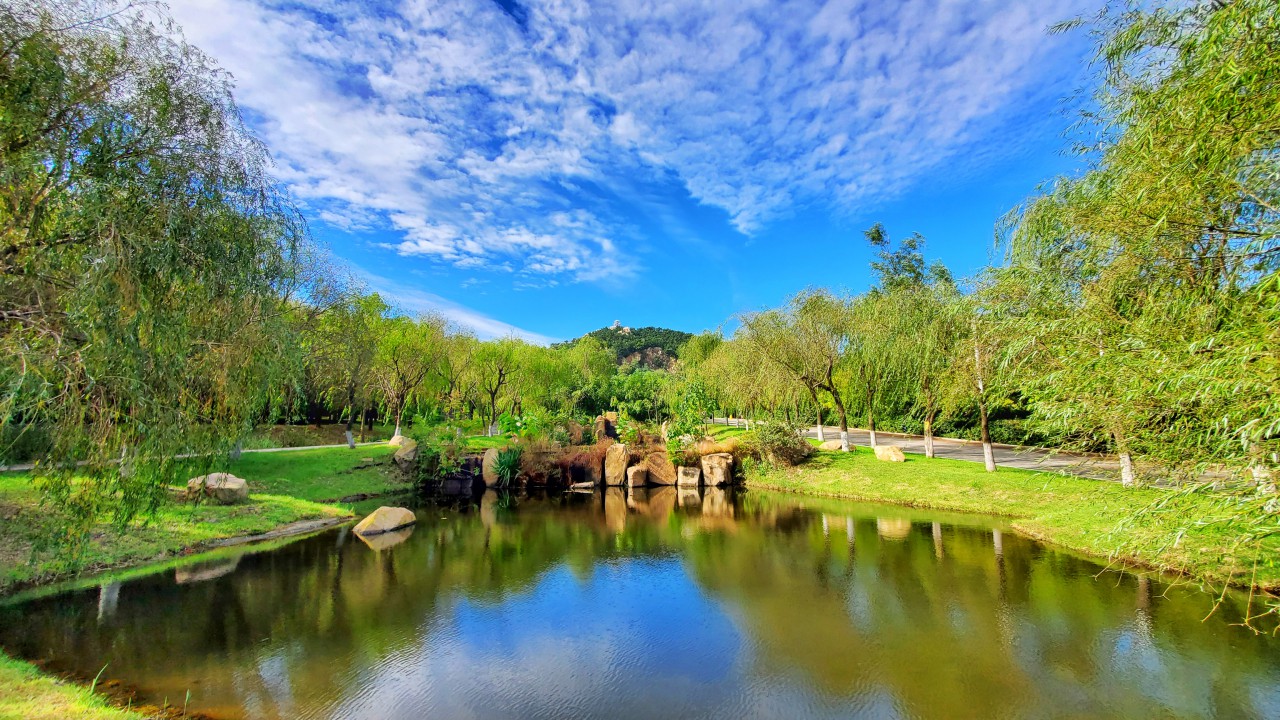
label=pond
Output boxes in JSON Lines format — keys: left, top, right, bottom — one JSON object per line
{"left": 1, "top": 487, "right": 1278, "bottom": 719}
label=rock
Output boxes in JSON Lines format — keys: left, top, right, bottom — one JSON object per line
{"left": 604, "top": 443, "right": 629, "bottom": 486}
{"left": 874, "top": 445, "right": 906, "bottom": 463}
{"left": 626, "top": 464, "right": 648, "bottom": 490}
{"left": 357, "top": 526, "right": 414, "bottom": 551}
{"left": 700, "top": 453, "right": 734, "bottom": 487}
{"left": 677, "top": 465, "right": 702, "bottom": 487}
{"left": 818, "top": 439, "right": 844, "bottom": 451}
{"left": 482, "top": 447, "right": 500, "bottom": 486}
{"left": 388, "top": 434, "right": 408, "bottom": 448}
{"left": 186, "top": 473, "right": 249, "bottom": 505}
{"left": 644, "top": 452, "right": 677, "bottom": 485}
{"left": 593, "top": 415, "right": 617, "bottom": 441}
{"left": 353, "top": 506, "right": 417, "bottom": 536}
{"left": 393, "top": 438, "right": 419, "bottom": 471}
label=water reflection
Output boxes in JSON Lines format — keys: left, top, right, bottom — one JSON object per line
{"left": 0, "top": 488, "right": 1277, "bottom": 720}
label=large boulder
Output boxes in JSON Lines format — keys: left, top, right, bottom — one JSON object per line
{"left": 677, "top": 465, "right": 702, "bottom": 487}
{"left": 604, "top": 443, "right": 629, "bottom": 486}
{"left": 353, "top": 506, "right": 417, "bottom": 536}
{"left": 186, "top": 473, "right": 249, "bottom": 505}
{"left": 874, "top": 445, "right": 906, "bottom": 463}
{"left": 700, "top": 453, "right": 734, "bottom": 487}
{"left": 482, "top": 447, "right": 500, "bottom": 486}
{"left": 593, "top": 415, "right": 617, "bottom": 441}
{"left": 626, "top": 465, "right": 648, "bottom": 490}
{"left": 393, "top": 438, "right": 419, "bottom": 472}
{"left": 387, "top": 434, "right": 409, "bottom": 448}
{"left": 818, "top": 439, "right": 845, "bottom": 451}
{"left": 643, "top": 452, "right": 677, "bottom": 485}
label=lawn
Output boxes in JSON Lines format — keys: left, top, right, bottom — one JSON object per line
{"left": 752, "top": 448, "right": 1280, "bottom": 590}
{"left": 228, "top": 444, "right": 402, "bottom": 502}
{"left": 0, "top": 444, "right": 407, "bottom": 593}
{"left": 465, "top": 434, "right": 513, "bottom": 451}
{"left": 0, "top": 654, "right": 148, "bottom": 720}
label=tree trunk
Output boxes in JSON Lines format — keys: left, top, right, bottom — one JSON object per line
{"left": 978, "top": 397, "right": 995, "bottom": 472}
{"left": 923, "top": 417, "right": 935, "bottom": 459}
{"left": 1119, "top": 452, "right": 1136, "bottom": 487}
{"left": 831, "top": 392, "right": 850, "bottom": 452}
{"left": 358, "top": 396, "right": 369, "bottom": 443}
{"left": 973, "top": 327, "right": 994, "bottom": 472}
{"left": 865, "top": 387, "right": 877, "bottom": 448}
{"left": 343, "top": 384, "right": 356, "bottom": 449}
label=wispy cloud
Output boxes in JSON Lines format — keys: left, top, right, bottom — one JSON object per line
{"left": 168, "top": 0, "right": 1092, "bottom": 277}
{"left": 360, "top": 271, "right": 558, "bottom": 345}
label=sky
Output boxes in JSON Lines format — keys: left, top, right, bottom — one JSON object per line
{"left": 166, "top": 0, "right": 1103, "bottom": 344}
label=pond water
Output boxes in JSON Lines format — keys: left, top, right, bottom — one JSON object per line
{"left": 2, "top": 487, "right": 1278, "bottom": 719}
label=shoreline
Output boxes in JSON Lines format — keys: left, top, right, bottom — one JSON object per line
{"left": 745, "top": 450, "right": 1280, "bottom": 593}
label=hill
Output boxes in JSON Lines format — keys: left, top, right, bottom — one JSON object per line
{"left": 554, "top": 324, "right": 693, "bottom": 368}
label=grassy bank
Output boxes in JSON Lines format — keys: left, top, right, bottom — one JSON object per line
{"left": 0, "top": 445, "right": 403, "bottom": 593}
{"left": 0, "top": 654, "right": 149, "bottom": 720}
{"left": 750, "top": 448, "right": 1279, "bottom": 590}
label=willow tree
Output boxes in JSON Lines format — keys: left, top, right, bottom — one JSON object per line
{"left": 741, "top": 290, "right": 854, "bottom": 450}
{"left": 0, "top": 1, "right": 307, "bottom": 538}
{"left": 374, "top": 314, "right": 448, "bottom": 439}
{"left": 1002, "top": 0, "right": 1280, "bottom": 484}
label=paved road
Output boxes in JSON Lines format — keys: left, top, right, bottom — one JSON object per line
{"left": 714, "top": 419, "right": 1120, "bottom": 481}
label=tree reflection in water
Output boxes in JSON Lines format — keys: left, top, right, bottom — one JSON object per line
{"left": 0, "top": 487, "right": 1277, "bottom": 720}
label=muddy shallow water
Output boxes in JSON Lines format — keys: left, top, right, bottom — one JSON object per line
{"left": 2, "top": 487, "right": 1277, "bottom": 719}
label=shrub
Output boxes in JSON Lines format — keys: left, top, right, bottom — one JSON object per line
{"left": 740, "top": 420, "right": 812, "bottom": 467}
{"left": 406, "top": 424, "right": 467, "bottom": 490}
{"left": 493, "top": 446, "right": 523, "bottom": 487}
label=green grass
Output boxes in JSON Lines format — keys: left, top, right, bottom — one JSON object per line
{"left": 0, "top": 654, "right": 149, "bottom": 720}
{"left": 228, "top": 445, "right": 402, "bottom": 502}
{"left": 707, "top": 425, "right": 749, "bottom": 440}
{"left": 751, "top": 448, "right": 1280, "bottom": 589}
{"left": 465, "top": 434, "right": 513, "bottom": 450}
{"left": 0, "top": 445, "right": 409, "bottom": 592}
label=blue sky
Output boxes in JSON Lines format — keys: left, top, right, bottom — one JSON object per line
{"left": 169, "top": 0, "right": 1101, "bottom": 343}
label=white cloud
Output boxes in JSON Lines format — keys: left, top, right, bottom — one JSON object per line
{"left": 166, "top": 0, "right": 1093, "bottom": 273}
{"left": 359, "top": 272, "right": 558, "bottom": 345}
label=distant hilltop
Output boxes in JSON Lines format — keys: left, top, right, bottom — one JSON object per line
{"left": 553, "top": 325, "right": 694, "bottom": 369}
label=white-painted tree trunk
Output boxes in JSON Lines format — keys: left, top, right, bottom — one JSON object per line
{"left": 1120, "top": 452, "right": 1136, "bottom": 487}
{"left": 392, "top": 422, "right": 402, "bottom": 440}
{"left": 924, "top": 420, "right": 935, "bottom": 459}
{"left": 816, "top": 423, "right": 826, "bottom": 442}
{"left": 869, "top": 428, "right": 878, "bottom": 448}
{"left": 840, "top": 429, "right": 849, "bottom": 452}
{"left": 230, "top": 439, "right": 243, "bottom": 462}
{"left": 345, "top": 430, "right": 355, "bottom": 449}
{"left": 1253, "top": 463, "right": 1276, "bottom": 495}
{"left": 982, "top": 442, "right": 996, "bottom": 473}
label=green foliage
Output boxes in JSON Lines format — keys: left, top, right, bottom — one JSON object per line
{"left": 741, "top": 420, "right": 813, "bottom": 467}
{"left": 406, "top": 424, "right": 466, "bottom": 489}
{"left": 493, "top": 446, "right": 523, "bottom": 487}
{"left": 0, "top": 1, "right": 310, "bottom": 548}
{"left": 554, "top": 325, "right": 694, "bottom": 365}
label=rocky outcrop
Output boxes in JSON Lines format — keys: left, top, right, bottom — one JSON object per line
{"left": 677, "top": 465, "right": 702, "bottom": 487}
{"left": 353, "top": 506, "right": 417, "bottom": 536}
{"left": 388, "top": 434, "right": 409, "bottom": 448}
{"left": 187, "top": 473, "right": 249, "bottom": 505}
{"left": 393, "top": 438, "right": 419, "bottom": 472}
{"left": 593, "top": 414, "right": 618, "bottom": 441}
{"left": 874, "top": 445, "right": 906, "bottom": 463}
{"left": 604, "top": 443, "right": 629, "bottom": 485}
{"left": 626, "top": 465, "right": 648, "bottom": 490}
{"left": 644, "top": 452, "right": 677, "bottom": 485}
{"left": 700, "top": 453, "right": 734, "bottom": 486}
{"left": 482, "top": 447, "right": 500, "bottom": 486}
